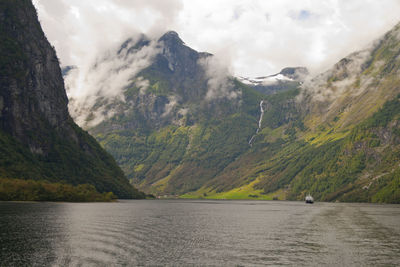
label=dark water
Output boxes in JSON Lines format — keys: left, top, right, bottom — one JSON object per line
{"left": 0, "top": 200, "right": 399, "bottom": 266}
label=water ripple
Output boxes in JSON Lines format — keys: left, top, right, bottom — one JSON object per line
{"left": 0, "top": 200, "right": 399, "bottom": 266}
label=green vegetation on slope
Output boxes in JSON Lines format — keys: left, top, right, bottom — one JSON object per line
{"left": 261, "top": 96, "right": 400, "bottom": 203}
{"left": 0, "top": 125, "right": 145, "bottom": 199}
{"left": 0, "top": 178, "right": 117, "bottom": 202}
{"left": 181, "top": 92, "right": 400, "bottom": 203}
{"left": 97, "top": 111, "right": 261, "bottom": 194}
{"left": 94, "top": 79, "right": 264, "bottom": 195}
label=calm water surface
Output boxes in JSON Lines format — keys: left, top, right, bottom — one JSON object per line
{"left": 0, "top": 200, "right": 399, "bottom": 266}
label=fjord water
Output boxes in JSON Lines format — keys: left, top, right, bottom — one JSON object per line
{"left": 1, "top": 200, "right": 399, "bottom": 266}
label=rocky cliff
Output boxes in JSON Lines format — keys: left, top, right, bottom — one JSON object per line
{"left": 0, "top": 0, "right": 143, "bottom": 198}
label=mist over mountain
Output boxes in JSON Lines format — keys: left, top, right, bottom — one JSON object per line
{"left": 62, "top": 22, "right": 400, "bottom": 202}
{"left": 34, "top": 0, "right": 400, "bottom": 79}
{"left": 65, "top": 31, "right": 241, "bottom": 129}
{"left": 63, "top": 30, "right": 260, "bottom": 194}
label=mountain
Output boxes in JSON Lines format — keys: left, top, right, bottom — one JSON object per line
{"left": 67, "top": 30, "right": 264, "bottom": 195}
{"left": 67, "top": 22, "right": 400, "bottom": 203}
{"left": 186, "top": 22, "right": 400, "bottom": 203}
{"left": 0, "top": 0, "right": 143, "bottom": 199}
{"left": 238, "top": 67, "right": 309, "bottom": 95}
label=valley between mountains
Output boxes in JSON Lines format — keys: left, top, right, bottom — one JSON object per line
{"left": 1, "top": 0, "right": 398, "bottom": 203}
{"left": 64, "top": 23, "right": 400, "bottom": 203}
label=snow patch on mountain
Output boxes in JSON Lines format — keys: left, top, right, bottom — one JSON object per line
{"left": 238, "top": 67, "right": 308, "bottom": 87}
{"left": 239, "top": 74, "right": 293, "bottom": 86}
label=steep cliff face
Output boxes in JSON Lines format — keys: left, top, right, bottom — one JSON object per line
{"left": 0, "top": 0, "right": 143, "bottom": 198}
{"left": 0, "top": 0, "right": 69, "bottom": 148}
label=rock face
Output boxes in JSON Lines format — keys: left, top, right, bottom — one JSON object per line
{"left": 280, "top": 67, "right": 309, "bottom": 80}
{"left": 154, "top": 31, "right": 212, "bottom": 101}
{"left": 0, "top": 0, "right": 143, "bottom": 198}
{"left": 0, "top": 0, "right": 68, "bottom": 145}
{"left": 81, "top": 30, "right": 243, "bottom": 134}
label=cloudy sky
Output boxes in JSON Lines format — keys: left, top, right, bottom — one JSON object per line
{"left": 33, "top": 0, "right": 400, "bottom": 77}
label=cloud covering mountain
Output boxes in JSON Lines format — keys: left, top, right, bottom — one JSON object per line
{"left": 34, "top": 0, "right": 400, "bottom": 78}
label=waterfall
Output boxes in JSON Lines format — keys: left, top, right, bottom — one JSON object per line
{"left": 248, "top": 100, "right": 265, "bottom": 146}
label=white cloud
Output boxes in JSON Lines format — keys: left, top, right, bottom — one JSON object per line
{"left": 33, "top": 0, "right": 182, "bottom": 67}
{"left": 198, "top": 56, "right": 240, "bottom": 101}
{"left": 176, "top": 0, "right": 400, "bottom": 77}
{"left": 298, "top": 48, "right": 374, "bottom": 104}
{"left": 135, "top": 77, "right": 150, "bottom": 95}
{"left": 162, "top": 96, "right": 178, "bottom": 117}
{"left": 33, "top": 0, "right": 400, "bottom": 78}
{"left": 65, "top": 38, "right": 161, "bottom": 127}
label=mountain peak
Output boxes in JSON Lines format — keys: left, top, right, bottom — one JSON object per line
{"left": 162, "top": 30, "right": 179, "bottom": 37}
{"left": 159, "top": 31, "right": 183, "bottom": 44}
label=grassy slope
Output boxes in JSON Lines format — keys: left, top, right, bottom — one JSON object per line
{"left": 0, "top": 120, "right": 145, "bottom": 199}
{"left": 183, "top": 95, "right": 400, "bottom": 203}
{"left": 0, "top": 178, "right": 117, "bottom": 202}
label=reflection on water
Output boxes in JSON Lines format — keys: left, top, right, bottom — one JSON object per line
{"left": 0, "top": 200, "right": 399, "bottom": 266}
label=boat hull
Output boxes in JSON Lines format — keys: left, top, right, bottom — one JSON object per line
{"left": 305, "top": 194, "right": 314, "bottom": 204}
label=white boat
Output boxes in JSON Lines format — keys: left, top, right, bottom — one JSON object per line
{"left": 305, "top": 194, "right": 314, "bottom": 204}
